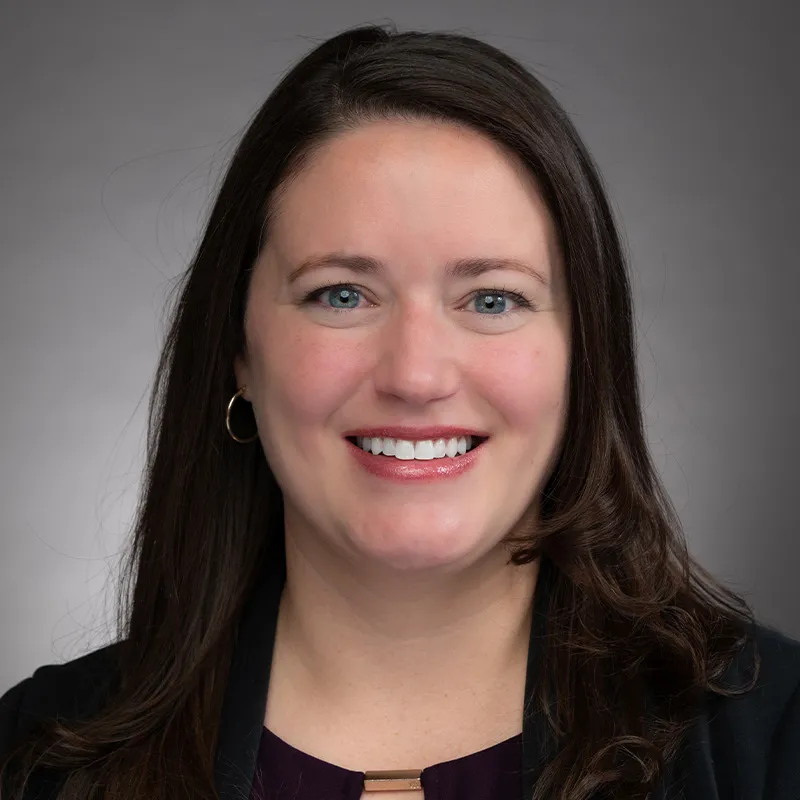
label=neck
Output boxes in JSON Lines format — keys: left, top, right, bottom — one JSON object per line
{"left": 271, "top": 525, "right": 540, "bottom": 721}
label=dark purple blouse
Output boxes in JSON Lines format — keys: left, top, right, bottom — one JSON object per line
{"left": 250, "top": 725, "right": 524, "bottom": 799}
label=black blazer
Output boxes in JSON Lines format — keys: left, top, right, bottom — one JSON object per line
{"left": 2, "top": 551, "right": 799, "bottom": 799}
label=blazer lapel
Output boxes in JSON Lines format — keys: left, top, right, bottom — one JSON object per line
{"left": 213, "top": 535, "right": 287, "bottom": 800}
{"left": 521, "top": 554, "right": 558, "bottom": 798}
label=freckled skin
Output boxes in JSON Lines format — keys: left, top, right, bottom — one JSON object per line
{"left": 236, "top": 118, "right": 571, "bottom": 574}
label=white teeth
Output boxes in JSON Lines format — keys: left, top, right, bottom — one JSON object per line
{"left": 413, "top": 440, "right": 435, "bottom": 460}
{"left": 395, "top": 440, "right": 415, "bottom": 460}
{"left": 355, "top": 435, "right": 478, "bottom": 460}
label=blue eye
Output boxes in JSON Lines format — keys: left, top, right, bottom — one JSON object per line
{"left": 474, "top": 293, "right": 508, "bottom": 314}
{"left": 305, "top": 285, "right": 362, "bottom": 310}
{"left": 472, "top": 290, "right": 530, "bottom": 314}
{"left": 327, "top": 287, "right": 361, "bottom": 309}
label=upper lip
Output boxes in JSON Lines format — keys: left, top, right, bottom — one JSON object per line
{"left": 343, "top": 426, "right": 490, "bottom": 440}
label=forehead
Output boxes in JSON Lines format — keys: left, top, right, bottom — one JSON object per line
{"left": 266, "top": 119, "right": 560, "bottom": 274}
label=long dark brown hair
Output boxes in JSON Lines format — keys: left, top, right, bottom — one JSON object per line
{"left": 1, "top": 22, "right": 756, "bottom": 800}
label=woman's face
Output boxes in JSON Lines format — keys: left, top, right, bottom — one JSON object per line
{"left": 236, "top": 119, "right": 571, "bottom": 573}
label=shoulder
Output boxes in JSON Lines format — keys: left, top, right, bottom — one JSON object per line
{"left": 718, "top": 621, "right": 800, "bottom": 705}
{"left": 752, "top": 622, "right": 800, "bottom": 694}
{"left": 0, "top": 641, "right": 124, "bottom": 757}
{"left": 667, "top": 622, "right": 800, "bottom": 799}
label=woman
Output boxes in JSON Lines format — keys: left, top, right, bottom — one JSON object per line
{"left": 1, "top": 22, "right": 798, "bottom": 800}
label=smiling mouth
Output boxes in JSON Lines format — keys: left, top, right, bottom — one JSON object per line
{"left": 345, "top": 435, "right": 488, "bottom": 460}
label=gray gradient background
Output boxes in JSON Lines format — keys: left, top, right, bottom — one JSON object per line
{"left": 1, "top": 1, "right": 798, "bottom": 688}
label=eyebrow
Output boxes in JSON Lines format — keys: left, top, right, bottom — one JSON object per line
{"left": 286, "top": 252, "right": 551, "bottom": 288}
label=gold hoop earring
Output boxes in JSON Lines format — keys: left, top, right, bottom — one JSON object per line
{"left": 226, "top": 387, "right": 259, "bottom": 443}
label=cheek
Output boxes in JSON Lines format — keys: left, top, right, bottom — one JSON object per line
{"left": 471, "top": 329, "right": 570, "bottom": 429}
{"left": 253, "top": 323, "right": 366, "bottom": 433}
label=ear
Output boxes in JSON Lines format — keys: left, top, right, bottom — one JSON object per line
{"left": 233, "top": 354, "right": 251, "bottom": 400}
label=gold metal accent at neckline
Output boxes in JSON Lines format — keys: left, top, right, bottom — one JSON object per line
{"left": 363, "top": 769, "right": 423, "bottom": 791}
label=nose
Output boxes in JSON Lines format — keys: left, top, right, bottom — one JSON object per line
{"left": 371, "top": 302, "right": 460, "bottom": 407}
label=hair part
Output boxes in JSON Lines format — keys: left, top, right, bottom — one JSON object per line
{"left": 1, "top": 22, "right": 755, "bottom": 800}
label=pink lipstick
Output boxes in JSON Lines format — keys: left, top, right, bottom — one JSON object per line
{"left": 343, "top": 431, "right": 488, "bottom": 482}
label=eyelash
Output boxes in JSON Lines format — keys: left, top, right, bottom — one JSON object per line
{"left": 299, "top": 283, "right": 535, "bottom": 314}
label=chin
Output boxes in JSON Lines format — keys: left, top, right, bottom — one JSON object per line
{"left": 345, "top": 518, "right": 492, "bottom": 573}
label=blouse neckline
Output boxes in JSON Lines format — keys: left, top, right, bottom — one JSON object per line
{"left": 261, "top": 723, "right": 523, "bottom": 775}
